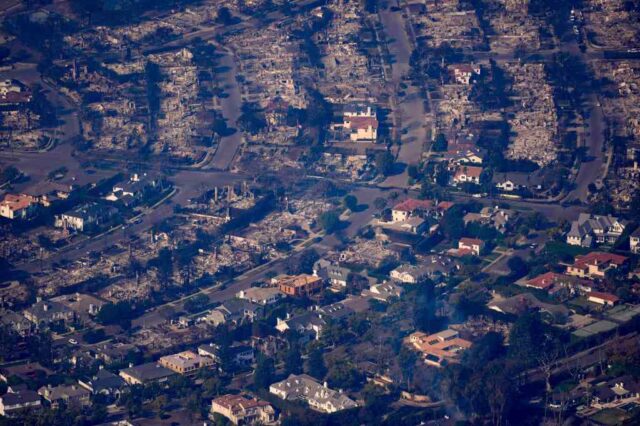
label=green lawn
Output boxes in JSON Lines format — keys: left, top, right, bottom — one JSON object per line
{"left": 544, "top": 241, "right": 590, "bottom": 259}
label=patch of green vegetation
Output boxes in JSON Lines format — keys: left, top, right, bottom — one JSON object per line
{"left": 544, "top": 241, "right": 590, "bottom": 260}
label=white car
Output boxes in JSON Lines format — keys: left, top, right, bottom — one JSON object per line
{"left": 68, "top": 338, "right": 78, "bottom": 345}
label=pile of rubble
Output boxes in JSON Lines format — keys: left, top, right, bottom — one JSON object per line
{"left": 483, "top": 0, "right": 542, "bottom": 51}
{"left": 584, "top": 0, "right": 640, "bottom": 49}
{"left": 505, "top": 63, "right": 558, "bottom": 167}
{"left": 149, "top": 49, "right": 199, "bottom": 159}
{"left": 412, "top": 0, "right": 485, "bottom": 51}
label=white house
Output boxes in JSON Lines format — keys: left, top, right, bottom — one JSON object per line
{"left": 452, "top": 166, "right": 483, "bottom": 185}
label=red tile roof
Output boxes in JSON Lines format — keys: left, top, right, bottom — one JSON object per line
{"left": 459, "top": 237, "right": 483, "bottom": 246}
{"left": 526, "top": 272, "right": 560, "bottom": 290}
{"left": 437, "top": 201, "right": 455, "bottom": 211}
{"left": 573, "top": 252, "right": 628, "bottom": 269}
{"left": 345, "top": 116, "right": 379, "bottom": 130}
{"left": 587, "top": 291, "right": 620, "bottom": 303}
{"left": 0, "top": 194, "right": 36, "bottom": 212}
{"left": 212, "top": 394, "right": 270, "bottom": 411}
{"left": 454, "top": 165, "right": 483, "bottom": 178}
{"left": 393, "top": 198, "right": 434, "bottom": 212}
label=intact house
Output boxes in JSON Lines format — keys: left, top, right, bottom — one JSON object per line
{"left": 198, "top": 343, "right": 255, "bottom": 369}
{"left": 443, "top": 144, "right": 485, "bottom": 167}
{"left": 204, "top": 299, "right": 263, "bottom": 327}
{"left": 88, "top": 342, "right": 141, "bottom": 365}
{"left": 390, "top": 256, "right": 460, "bottom": 284}
{"left": 361, "top": 281, "right": 404, "bottom": 302}
{"left": 587, "top": 291, "right": 620, "bottom": 307}
{"left": 566, "top": 214, "right": 627, "bottom": 247}
{"left": 50, "top": 293, "right": 105, "bottom": 324}
{"left": 391, "top": 199, "right": 436, "bottom": 223}
{"left": 405, "top": 329, "right": 472, "bottom": 368}
{"left": 237, "top": 287, "right": 282, "bottom": 305}
{"left": 210, "top": 393, "right": 276, "bottom": 425}
{"left": 463, "top": 206, "right": 518, "bottom": 233}
{"left": 450, "top": 64, "right": 481, "bottom": 85}
{"left": 372, "top": 198, "right": 438, "bottom": 236}
{"left": 0, "top": 390, "right": 41, "bottom": 417}
{"left": 591, "top": 375, "right": 640, "bottom": 408}
{"left": 492, "top": 171, "right": 544, "bottom": 193}
{"left": 119, "top": 362, "right": 175, "bottom": 386}
{"left": 276, "top": 311, "right": 326, "bottom": 342}
{"left": 54, "top": 202, "right": 118, "bottom": 232}
{"left": 23, "top": 299, "right": 75, "bottom": 330}
{"left": 390, "top": 264, "right": 430, "bottom": 284}
{"left": 452, "top": 165, "right": 483, "bottom": 186}
{"left": 275, "top": 302, "right": 358, "bottom": 342}
{"left": 565, "top": 252, "right": 629, "bottom": 279}
{"left": 270, "top": 374, "right": 359, "bottom": 414}
{"left": 105, "top": 173, "right": 168, "bottom": 205}
{"left": 342, "top": 103, "right": 378, "bottom": 142}
{"left": 313, "top": 259, "right": 350, "bottom": 292}
{"left": 344, "top": 116, "right": 378, "bottom": 142}
{"left": 520, "top": 271, "right": 596, "bottom": 299}
{"left": 38, "top": 384, "right": 91, "bottom": 409}
{"left": 158, "top": 350, "right": 215, "bottom": 376}
{"left": 78, "top": 368, "right": 127, "bottom": 399}
{"left": 629, "top": 227, "right": 640, "bottom": 254}
{"left": 448, "top": 237, "right": 485, "bottom": 257}
{"left": 0, "top": 194, "right": 38, "bottom": 220}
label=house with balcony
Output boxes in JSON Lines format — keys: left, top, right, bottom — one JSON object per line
{"left": 565, "top": 252, "right": 628, "bottom": 279}
{"left": 210, "top": 393, "right": 276, "bottom": 425}
{"left": 566, "top": 214, "right": 627, "bottom": 247}
{"left": 270, "top": 374, "right": 359, "bottom": 413}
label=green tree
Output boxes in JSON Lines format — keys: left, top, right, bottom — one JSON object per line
{"left": 373, "top": 197, "right": 387, "bottom": 210}
{"left": 343, "top": 195, "right": 358, "bottom": 211}
{"left": 375, "top": 151, "right": 395, "bottom": 176}
{"left": 284, "top": 344, "right": 303, "bottom": 375}
{"left": 152, "top": 395, "right": 168, "bottom": 418}
{"left": 184, "top": 294, "right": 209, "bottom": 313}
{"left": 287, "top": 249, "right": 319, "bottom": 275}
{"left": 398, "top": 346, "right": 417, "bottom": 390}
{"left": 432, "top": 133, "right": 448, "bottom": 152}
{"left": 318, "top": 210, "right": 341, "bottom": 233}
{"left": 508, "top": 311, "right": 546, "bottom": 366}
{"left": 307, "top": 347, "right": 327, "bottom": 380}
{"left": 216, "top": 7, "right": 236, "bottom": 25}
{"left": 407, "top": 164, "right": 420, "bottom": 180}
{"left": 326, "top": 360, "right": 363, "bottom": 391}
{"left": 507, "top": 256, "right": 529, "bottom": 279}
{"left": 0, "top": 166, "right": 19, "bottom": 184}
{"left": 253, "top": 354, "right": 275, "bottom": 390}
